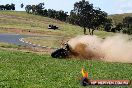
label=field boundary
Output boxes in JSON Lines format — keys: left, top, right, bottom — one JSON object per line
{"left": 19, "top": 38, "right": 56, "bottom": 49}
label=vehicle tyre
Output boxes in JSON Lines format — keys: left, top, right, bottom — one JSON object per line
{"left": 51, "top": 48, "right": 68, "bottom": 58}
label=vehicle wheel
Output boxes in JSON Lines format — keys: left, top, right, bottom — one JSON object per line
{"left": 51, "top": 48, "right": 68, "bottom": 58}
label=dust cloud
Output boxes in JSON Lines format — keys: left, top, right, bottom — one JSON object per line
{"left": 67, "top": 34, "right": 132, "bottom": 63}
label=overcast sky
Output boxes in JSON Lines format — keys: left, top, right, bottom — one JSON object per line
{"left": 1, "top": 0, "right": 132, "bottom": 15}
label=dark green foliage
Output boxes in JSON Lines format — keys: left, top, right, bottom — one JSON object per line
{"left": 5, "top": 4, "right": 11, "bottom": 10}
{"left": 91, "top": 8, "right": 108, "bottom": 34}
{"left": 25, "top": 5, "right": 32, "bottom": 13}
{"left": 20, "top": 3, "right": 24, "bottom": 8}
{"left": 66, "top": 10, "right": 80, "bottom": 25}
{"left": 111, "top": 28, "right": 116, "bottom": 33}
{"left": 46, "top": 9, "right": 68, "bottom": 21}
{"left": 25, "top": 3, "right": 68, "bottom": 22}
{"left": 104, "top": 23, "right": 112, "bottom": 32}
{"left": 55, "top": 10, "right": 68, "bottom": 21}
{"left": 123, "top": 27, "right": 132, "bottom": 35}
{"left": 0, "top": 3, "right": 15, "bottom": 10}
{"left": 122, "top": 17, "right": 132, "bottom": 35}
{"left": 115, "top": 23, "right": 123, "bottom": 32}
{"left": 47, "top": 9, "right": 55, "bottom": 18}
{"left": 106, "top": 22, "right": 123, "bottom": 33}
{"left": 67, "top": 0, "right": 108, "bottom": 35}
{"left": 25, "top": 3, "right": 45, "bottom": 15}
{"left": 122, "top": 29, "right": 127, "bottom": 34}
{"left": 104, "top": 18, "right": 123, "bottom": 33}
{"left": 127, "top": 28, "right": 132, "bottom": 34}
{"left": 11, "top": 3, "right": 15, "bottom": 10}
{"left": 43, "top": 9, "right": 48, "bottom": 16}
{"left": 105, "top": 16, "right": 132, "bottom": 34}
{"left": 0, "top": 5, "right": 5, "bottom": 10}
{"left": 123, "top": 16, "right": 132, "bottom": 28}
{"left": 68, "top": 0, "right": 94, "bottom": 34}
{"left": 35, "top": 3, "right": 45, "bottom": 15}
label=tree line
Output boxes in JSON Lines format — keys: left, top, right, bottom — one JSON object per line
{"left": 24, "top": 1, "right": 109, "bottom": 35}
{"left": 104, "top": 16, "right": 132, "bottom": 35}
{"left": 24, "top": 0, "right": 132, "bottom": 35}
{"left": 25, "top": 3, "right": 68, "bottom": 22}
{"left": 0, "top": 4, "right": 15, "bottom": 10}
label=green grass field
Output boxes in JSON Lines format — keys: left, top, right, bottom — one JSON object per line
{"left": 0, "top": 11, "right": 132, "bottom": 88}
{"left": 0, "top": 49, "right": 132, "bottom": 88}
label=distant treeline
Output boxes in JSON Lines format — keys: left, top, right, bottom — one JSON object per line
{"left": 24, "top": 1, "right": 132, "bottom": 35}
{"left": 105, "top": 16, "right": 132, "bottom": 35}
{"left": 25, "top": 3, "right": 68, "bottom": 22}
{"left": 0, "top": 4, "right": 15, "bottom": 10}
{"left": 24, "top": 2, "right": 109, "bottom": 35}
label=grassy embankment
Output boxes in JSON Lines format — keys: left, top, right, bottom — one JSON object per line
{"left": 109, "top": 13, "right": 132, "bottom": 25}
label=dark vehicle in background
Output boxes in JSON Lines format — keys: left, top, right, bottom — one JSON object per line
{"left": 48, "top": 25, "right": 59, "bottom": 30}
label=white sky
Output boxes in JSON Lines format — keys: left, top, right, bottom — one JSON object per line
{"left": 1, "top": 0, "right": 132, "bottom": 15}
